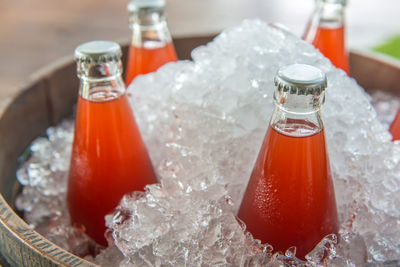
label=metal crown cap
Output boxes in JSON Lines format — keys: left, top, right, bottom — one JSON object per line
{"left": 74, "top": 41, "right": 122, "bottom": 63}
{"left": 321, "top": 0, "right": 347, "bottom": 6}
{"left": 274, "top": 64, "right": 327, "bottom": 96}
{"left": 127, "top": 0, "right": 165, "bottom": 14}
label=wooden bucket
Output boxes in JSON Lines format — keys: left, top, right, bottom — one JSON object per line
{"left": 0, "top": 36, "right": 399, "bottom": 266}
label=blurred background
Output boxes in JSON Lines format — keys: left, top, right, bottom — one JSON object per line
{"left": 0, "top": 0, "right": 399, "bottom": 102}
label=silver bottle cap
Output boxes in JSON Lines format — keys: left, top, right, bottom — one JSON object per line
{"left": 127, "top": 0, "right": 165, "bottom": 14}
{"left": 74, "top": 41, "right": 122, "bottom": 63}
{"left": 321, "top": 0, "right": 347, "bottom": 6}
{"left": 274, "top": 64, "right": 327, "bottom": 96}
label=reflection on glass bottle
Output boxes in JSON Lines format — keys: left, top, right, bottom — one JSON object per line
{"left": 125, "top": 0, "right": 178, "bottom": 86}
{"left": 303, "top": 0, "right": 349, "bottom": 74}
{"left": 238, "top": 64, "right": 339, "bottom": 260}
{"left": 67, "top": 41, "right": 158, "bottom": 246}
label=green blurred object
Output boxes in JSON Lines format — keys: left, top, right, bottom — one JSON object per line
{"left": 373, "top": 35, "right": 400, "bottom": 60}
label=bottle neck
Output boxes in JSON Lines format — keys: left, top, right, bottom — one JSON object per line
{"left": 270, "top": 90, "right": 325, "bottom": 137}
{"left": 304, "top": 0, "right": 346, "bottom": 42}
{"left": 77, "top": 60, "right": 126, "bottom": 102}
{"left": 318, "top": 0, "right": 345, "bottom": 27}
{"left": 129, "top": 11, "right": 173, "bottom": 48}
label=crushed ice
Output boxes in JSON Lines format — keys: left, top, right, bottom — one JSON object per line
{"left": 370, "top": 91, "right": 400, "bottom": 129}
{"left": 16, "top": 20, "right": 400, "bottom": 266}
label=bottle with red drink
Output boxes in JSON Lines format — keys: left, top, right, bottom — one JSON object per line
{"left": 125, "top": 0, "right": 178, "bottom": 86}
{"left": 303, "top": 0, "right": 349, "bottom": 74}
{"left": 68, "top": 41, "right": 158, "bottom": 246}
{"left": 389, "top": 110, "right": 400, "bottom": 140}
{"left": 238, "top": 64, "right": 339, "bottom": 260}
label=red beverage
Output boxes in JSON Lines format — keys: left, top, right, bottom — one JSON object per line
{"left": 126, "top": 0, "right": 177, "bottom": 86}
{"left": 389, "top": 109, "right": 400, "bottom": 140}
{"left": 68, "top": 93, "right": 157, "bottom": 246}
{"left": 125, "top": 42, "right": 177, "bottom": 85}
{"left": 238, "top": 125, "right": 338, "bottom": 259}
{"left": 312, "top": 26, "right": 349, "bottom": 74}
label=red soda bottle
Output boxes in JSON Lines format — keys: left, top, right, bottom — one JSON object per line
{"left": 238, "top": 64, "right": 339, "bottom": 260}
{"left": 303, "top": 0, "right": 349, "bottom": 74}
{"left": 389, "top": 109, "right": 400, "bottom": 140}
{"left": 125, "top": 0, "right": 178, "bottom": 86}
{"left": 67, "top": 41, "right": 158, "bottom": 246}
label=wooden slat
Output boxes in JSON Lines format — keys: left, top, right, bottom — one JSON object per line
{"left": 0, "top": 80, "right": 50, "bottom": 203}
{"left": 350, "top": 50, "right": 400, "bottom": 95}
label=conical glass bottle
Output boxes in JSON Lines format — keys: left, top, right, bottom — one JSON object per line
{"left": 238, "top": 64, "right": 339, "bottom": 260}
{"left": 303, "top": 0, "right": 349, "bottom": 74}
{"left": 125, "top": 0, "right": 178, "bottom": 86}
{"left": 67, "top": 41, "right": 158, "bottom": 246}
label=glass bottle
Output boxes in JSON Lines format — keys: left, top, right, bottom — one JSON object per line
{"left": 125, "top": 0, "right": 178, "bottom": 86}
{"left": 68, "top": 41, "right": 158, "bottom": 246}
{"left": 303, "top": 0, "right": 349, "bottom": 74}
{"left": 389, "top": 109, "right": 400, "bottom": 140}
{"left": 238, "top": 64, "right": 339, "bottom": 260}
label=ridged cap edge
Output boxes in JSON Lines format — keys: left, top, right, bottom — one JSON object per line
{"left": 74, "top": 41, "right": 122, "bottom": 63}
{"left": 127, "top": 0, "right": 165, "bottom": 14}
{"left": 274, "top": 64, "right": 327, "bottom": 96}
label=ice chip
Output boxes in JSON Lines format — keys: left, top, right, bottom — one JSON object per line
{"left": 371, "top": 91, "right": 400, "bottom": 128}
{"left": 305, "top": 234, "right": 337, "bottom": 263}
{"left": 85, "top": 245, "right": 124, "bottom": 266}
